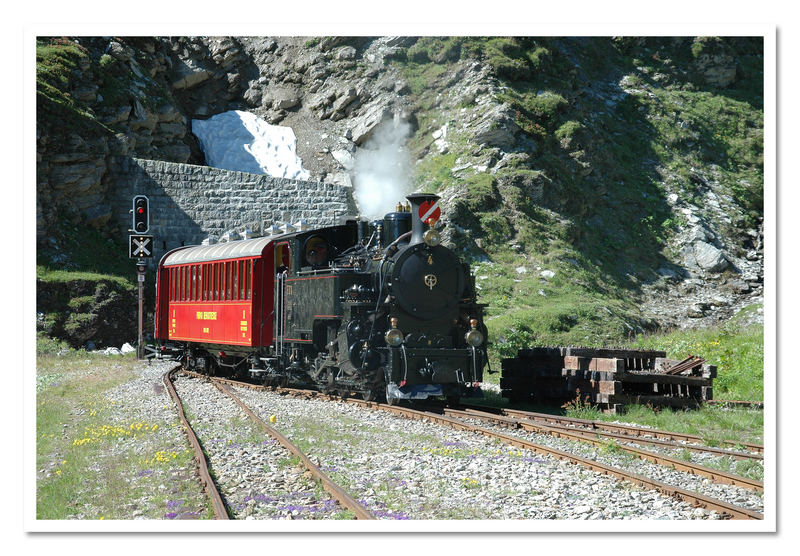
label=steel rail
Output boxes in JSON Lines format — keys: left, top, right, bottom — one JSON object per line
{"left": 163, "top": 368, "right": 230, "bottom": 520}
{"left": 174, "top": 372, "right": 763, "bottom": 520}
{"left": 206, "top": 378, "right": 375, "bottom": 520}
{"left": 486, "top": 406, "right": 765, "bottom": 454}
{"left": 364, "top": 403, "right": 763, "bottom": 520}
{"left": 445, "top": 408, "right": 763, "bottom": 492}
{"left": 460, "top": 408, "right": 762, "bottom": 462}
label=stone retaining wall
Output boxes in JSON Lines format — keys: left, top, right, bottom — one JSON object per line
{"left": 106, "top": 157, "right": 357, "bottom": 265}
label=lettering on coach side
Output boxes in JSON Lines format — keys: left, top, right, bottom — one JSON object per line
{"left": 196, "top": 311, "right": 218, "bottom": 320}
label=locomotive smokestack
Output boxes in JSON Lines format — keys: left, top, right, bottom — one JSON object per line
{"left": 406, "top": 193, "right": 441, "bottom": 246}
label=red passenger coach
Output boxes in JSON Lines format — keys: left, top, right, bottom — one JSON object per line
{"left": 155, "top": 237, "right": 291, "bottom": 353}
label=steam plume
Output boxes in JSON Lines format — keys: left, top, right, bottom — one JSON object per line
{"left": 352, "top": 118, "right": 412, "bottom": 219}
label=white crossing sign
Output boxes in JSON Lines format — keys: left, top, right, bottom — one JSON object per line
{"left": 129, "top": 235, "right": 154, "bottom": 258}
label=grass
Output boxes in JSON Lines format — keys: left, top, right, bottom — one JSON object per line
{"left": 38, "top": 353, "right": 349, "bottom": 520}
{"left": 627, "top": 304, "right": 764, "bottom": 401}
{"left": 36, "top": 343, "right": 211, "bottom": 519}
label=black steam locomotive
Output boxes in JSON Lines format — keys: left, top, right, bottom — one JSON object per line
{"left": 155, "top": 193, "right": 489, "bottom": 405}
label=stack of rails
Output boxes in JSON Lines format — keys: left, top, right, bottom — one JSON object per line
{"left": 501, "top": 347, "right": 716, "bottom": 413}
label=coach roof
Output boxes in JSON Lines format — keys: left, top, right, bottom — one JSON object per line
{"left": 160, "top": 234, "right": 287, "bottom": 266}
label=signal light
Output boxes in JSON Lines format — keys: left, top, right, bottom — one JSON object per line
{"left": 132, "top": 195, "right": 150, "bottom": 233}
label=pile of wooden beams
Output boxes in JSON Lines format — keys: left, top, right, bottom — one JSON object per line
{"left": 500, "top": 347, "right": 716, "bottom": 413}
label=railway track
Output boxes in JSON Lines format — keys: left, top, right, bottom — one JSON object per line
{"left": 164, "top": 368, "right": 374, "bottom": 520}
{"left": 475, "top": 405, "right": 765, "bottom": 455}
{"left": 162, "top": 366, "right": 229, "bottom": 519}
{"left": 440, "top": 407, "right": 763, "bottom": 492}
{"left": 168, "top": 370, "right": 763, "bottom": 520}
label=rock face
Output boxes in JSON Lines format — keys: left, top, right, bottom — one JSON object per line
{"left": 36, "top": 35, "right": 764, "bottom": 340}
{"left": 692, "top": 37, "right": 737, "bottom": 88}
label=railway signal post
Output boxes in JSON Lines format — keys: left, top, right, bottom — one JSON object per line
{"left": 136, "top": 261, "right": 146, "bottom": 359}
{"left": 129, "top": 195, "right": 153, "bottom": 359}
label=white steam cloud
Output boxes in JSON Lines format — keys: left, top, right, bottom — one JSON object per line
{"left": 352, "top": 118, "right": 412, "bottom": 219}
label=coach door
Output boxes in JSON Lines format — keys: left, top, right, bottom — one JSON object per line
{"left": 274, "top": 242, "right": 291, "bottom": 356}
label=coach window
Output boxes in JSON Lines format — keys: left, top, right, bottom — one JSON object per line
{"left": 225, "top": 263, "right": 230, "bottom": 301}
{"left": 217, "top": 262, "right": 222, "bottom": 301}
{"left": 217, "top": 263, "right": 223, "bottom": 301}
{"left": 214, "top": 263, "right": 220, "bottom": 300}
{"left": 232, "top": 261, "right": 239, "bottom": 301}
{"left": 237, "top": 260, "right": 244, "bottom": 300}
{"left": 245, "top": 260, "right": 251, "bottom": 300}
{"left": 220, "top": 262, "right": 226, "bottom": 300}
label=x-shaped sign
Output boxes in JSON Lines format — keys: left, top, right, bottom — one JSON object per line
{"left": 129, "top": 235, "right": 154, "bottom": 258}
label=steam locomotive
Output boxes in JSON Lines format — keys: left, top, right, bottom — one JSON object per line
{"left": 154, "top": 193, "right": 488, "bottom": 404}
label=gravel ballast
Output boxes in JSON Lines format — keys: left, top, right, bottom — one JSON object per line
{"left": 224, "top": 384, "right": 733, "bottom": 520}
{"left": 57, "top": 360, "right": 757, "bottom": 521}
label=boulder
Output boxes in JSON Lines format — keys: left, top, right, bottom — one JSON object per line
{"left": 348, "top": 102, "right": 394, "bottom": 145}
{"left": 130, "top": 99, "right": 159, "bottom": 132}
{"left": 160, "top": 144, "right": 191, "bottom": 163}
{"left": 472, "top": 103, "right": 519, "bottom": 150}
{"left": 102, "top": 105, "right": 132, "bottom": 125}
{"left": 693, "top": 241, "right": 728, "bottom": 272}
{"left": 687, "top": 304, "right": 706, "bottom": 318}
{"left": 171, "top": 58, "right": 213, "bottom": 90}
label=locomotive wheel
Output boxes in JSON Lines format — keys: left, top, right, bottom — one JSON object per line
{"left": 446, "top": 395, "right": 460, "bottom": 407}
{"left": 362, "top": 388, "right": 376, "bottom": 402}
{"left": 337, "top": 389, "right": 349, "bottom": 400}
{"left": 362, "top": 373, "right": 385, "bottom": 403}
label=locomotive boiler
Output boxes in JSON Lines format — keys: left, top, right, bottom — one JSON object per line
{"left": 154, "top": 193, "right": 488, "bottom": 405}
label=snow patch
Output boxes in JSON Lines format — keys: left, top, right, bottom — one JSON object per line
{"left": 191, "top": 110, "right": 310, "bottom": 180}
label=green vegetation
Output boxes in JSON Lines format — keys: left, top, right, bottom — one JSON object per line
{"left": 388, "top": 37, "right": 763, "bottom": 374}
{"left": 36, "top": 38, "right": 112, "bottom": 138}
{"left": 628, "top": 305, "right": 764, "bottom": 401}
{"left": 37, "top": 219, "right": 146, "bottom": 347}
{"left": 36, "top": 344, "right": 211, "bottom": 519}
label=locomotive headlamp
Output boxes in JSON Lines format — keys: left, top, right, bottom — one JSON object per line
{"left": 465, "top": 319, "right": 483, "bottom": 347}
{"left": 465, "top": 329, "right": 483, "bottom": 347}
{"left": 423, "top": 228, "right": 441, "bottom": 247}
{"left": 385, "top": 328, "right": 404, "bottom": 347}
